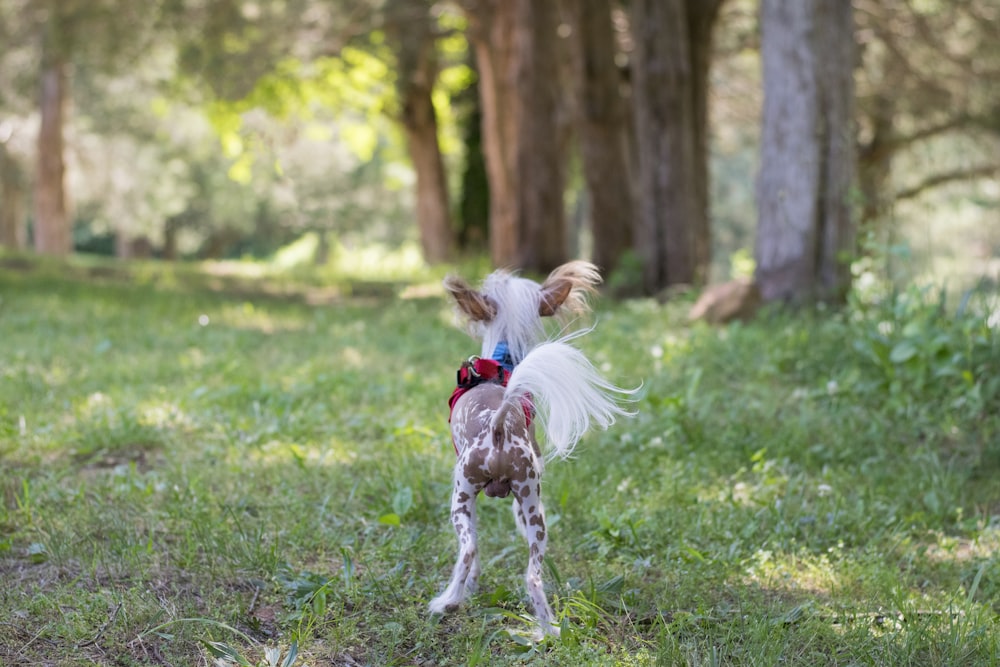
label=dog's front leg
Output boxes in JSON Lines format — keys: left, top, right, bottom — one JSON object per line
{"left": 429, "top": 476, "right": 480, "bottom": 614}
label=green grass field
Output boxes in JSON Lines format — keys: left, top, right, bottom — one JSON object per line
{"left": 1, "top": 255, "right": 999, "bottom": 666}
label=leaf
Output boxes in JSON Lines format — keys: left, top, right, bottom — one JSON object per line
{"left": 966, "top": 562, "right": 988, "bottom": 604}
{"left": 392, "top": 486, "right": 413, "bottom": 516}
{"left": 27, "top": 542, "right": 48, "bottom": 564}
{"left": 281, "top": 642, "right": 299, "bottom": 667}
{"left": 378, "top": 513, "right": 401, "bottom": 527}
{"left": 199, "top": 640, "right": 252, "bottom": 667}
{"left": 683, "top": 546, "right": 706, "bottom": 563}
{"left": 889, "top": 341, "right": 918, "bottom": 364}
{"left": 923, "top": 490, "right": 941, "bottom": 515}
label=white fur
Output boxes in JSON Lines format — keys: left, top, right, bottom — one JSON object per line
{"left": 492, "top": 336, "right": 636, "bottom": 461}
{"left": 476, "top": 272, "right": 548, "bottom": 365}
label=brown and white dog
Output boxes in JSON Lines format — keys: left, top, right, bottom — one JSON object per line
{"left": 430, "top": 261, "right": 635, "bottom": 636}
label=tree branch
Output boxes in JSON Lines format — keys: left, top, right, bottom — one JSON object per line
{"left": 894, "top": 164, "right": 999, "bottom": 201}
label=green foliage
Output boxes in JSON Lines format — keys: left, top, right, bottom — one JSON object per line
{"left": 846, "top": 281, "right": 1000, "bottom": 414}
{"left": 1, "top": 258, "right": 998, "bottom": 665}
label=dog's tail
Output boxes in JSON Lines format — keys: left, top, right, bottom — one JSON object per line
{"left": 491, "top": 335, "right": 637, "bottom": 462}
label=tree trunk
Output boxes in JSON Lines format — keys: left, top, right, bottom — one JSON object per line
{"left": 686, "top": 0, "right": 726, "bottom": 282}
{"left": 754, "top": 0, "right": 855, "bottom": 303}
{"left": 568, "top": 0, "right": 634, "bottom": 277}
{"left": 465, "top": 0, "right": 567, "bottom": 272}
{"left": 389, "top": 0, "right": 453, "bottom": 265}
{"left": 456, "top": 59, "right": 489, "bottom": 252}
{"left": 815, "top": 0, "right": 855, "bottom": 295}
{"left": 34, "top": 58, "right": 72, "bottom": 256}
{"left": 631, "top": 0, "right": 701, "bottom": 293}
{"left": 0, "top": 142, "right": 26, "bottom": 249}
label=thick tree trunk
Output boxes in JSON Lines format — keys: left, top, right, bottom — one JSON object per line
{"left": 0, "top": 142, "right": 26, "bottom": 249}
{"left": 389, "top": 0, "right": 453, "bottom": 265}
{"left": 631, "top": 0, "right": 700, "bottom": 293}
{"left": 34, "top": 59, "right": 72, "bottom": 256}
{"left": 402, "top": 84, "right": 453, "bottom": 264}
{"left": 465, "top": 0, "right": 567, "bottom": 272}
{"left": 569, "top": 0, "right": 634, "bottom": 277}
{"left": 456, "top": 61, "right": 489, "bottom": 252}
{"left": 815, "top": 0, "right": 855, "bottom": 295}
{"left": 687, "top": 0, "right": 726, "bottom": 282}
{"left": 754, "top": 0, "right": 855, "bottom": 303}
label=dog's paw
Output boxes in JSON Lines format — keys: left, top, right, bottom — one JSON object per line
{"left": 428, "top": 597, "right": 461, "bottom": 615}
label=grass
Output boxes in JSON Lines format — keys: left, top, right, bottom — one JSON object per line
{"left": 1, "top": 253, "right": 999, "bottom": 666}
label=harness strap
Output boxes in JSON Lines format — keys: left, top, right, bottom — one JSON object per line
{"left": 448, "top": 355, "right": 533, "bottom": 455}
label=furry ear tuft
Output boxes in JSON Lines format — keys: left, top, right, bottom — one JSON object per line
{"left": 538, "top": 261, "right": 602, "bottom": 317}
{"left": 443, "top": 275, "right": 497, "bottom": 322}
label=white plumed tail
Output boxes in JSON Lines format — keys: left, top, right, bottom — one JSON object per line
{"left": 491, "top": 337, "right": 637, "bottom": 461}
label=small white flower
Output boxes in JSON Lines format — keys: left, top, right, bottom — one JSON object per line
{"left": 198, "top": 314, "right": 210, "bottom": 326}
{"left": 826, "top": 380, "right": 838, "bottom": 395}
{"left": 650, "top": 345, "right": 664, "bottom": 359}
{"left": 817, "top": 483, "right": 833, "bottom": 497}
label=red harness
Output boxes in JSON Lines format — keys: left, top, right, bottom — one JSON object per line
{"left": 448, "top": 357, "right": 533, "bottom": 455}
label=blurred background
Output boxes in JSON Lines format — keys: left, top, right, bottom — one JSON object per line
{"left": 0, "top": 0, "right": 997, "bottom": 298}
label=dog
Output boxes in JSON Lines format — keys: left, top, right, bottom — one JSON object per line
{"left": 429, "top": 260, "right": 635, "bottom": 637}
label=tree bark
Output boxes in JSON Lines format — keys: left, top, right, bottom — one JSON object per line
{"left": 456, "top": 58, "right": 489, "bottom": 252}
{"left": 754, "top": 0, "right": 855, "bottom": 303}
{"left": 34, "top": 58, "right": 72, "bottom": 256}
{"left": 0, "top": 142, "right": 26, "bottom": 249}
{"left": 568, "top": 0, "right": 634, "bottom": 277}
{"left": 686, "top": 0, "right": 726, "bottom": 282}
{"left": 815, "top": 0, "right": 856, "bottom": 296}
{"left": 388, "top": 0, "right": 453, "bottom": 264}
{"left": 465, "top": 0, "right": 567, "bottom": 272}
{"left": 631, "top": 0, "right": 701, "bottom": 293}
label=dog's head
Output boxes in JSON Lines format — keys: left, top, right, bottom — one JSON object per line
{"left": 443, "top": 261, "right": 601, "bottom": 365}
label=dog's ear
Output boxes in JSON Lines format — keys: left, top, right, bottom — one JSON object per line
{"left": 444, "top": 275, "right": 497, "bottom": 322}
{"left": 538, "top": 261, "right": 601, "bottom": 317}
{"left": 538, "top": 278, "right": 574, "bottom": 317}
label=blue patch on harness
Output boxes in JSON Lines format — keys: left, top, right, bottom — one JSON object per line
{"left": 491, "top": 341, "right": 514, "bottom": 373}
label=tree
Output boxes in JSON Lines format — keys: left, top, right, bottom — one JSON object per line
{"left": 630, "top": 0, "right": 725, "bottom": 294}
{"left": 33, "top": 6, "right": 71, "bottom": 256}
{"left": 565, "top": 0, "right": 634, "bottom": 277}
{"left": 0, "top": 138, "right": 26, "bottom": 249}
{"left": 0, "top": 0, "right": 34, "bottom": 250}
{"left": 754, "top": 0, "right": 855, "bottom": 303}
{"left": 463, "top": 0, "right": 568, "bottom": 272}
{"left": 385, "top": 0, "right": 453, "bottom": 264}
{"left": 8, "top": 0, "right": 183, "bottom": 257}
{"left": 855, "top": 0, "right": 1000, "bottom": 234}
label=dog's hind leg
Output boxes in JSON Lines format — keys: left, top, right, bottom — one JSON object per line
{"left": 429, "top": 476, "right": 480, "bottom": 614}
{"left": 512, "top": 478, "right": 559, "bottom": 636}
